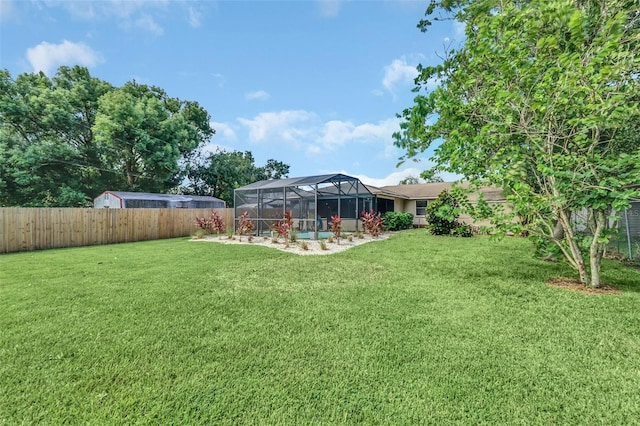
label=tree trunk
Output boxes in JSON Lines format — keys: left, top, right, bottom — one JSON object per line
{"left": 552, "top": 219, "right": 564, "bottom": 241}
{"left": 588, "top": 209, "right": 608, "bottom": 288}
{"left": 557, "top": 208, "right": 590, "bottom": 284}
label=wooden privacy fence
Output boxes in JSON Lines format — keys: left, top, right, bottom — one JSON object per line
{"left": 0, "top": 208, "right": 234, "bottom": 254}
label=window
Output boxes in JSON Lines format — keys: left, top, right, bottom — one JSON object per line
{"left": 416, "top": 200, "right": 427, "bottom": 216}
{"left": 376, "top": 198, "right": 395, "bottom": 215}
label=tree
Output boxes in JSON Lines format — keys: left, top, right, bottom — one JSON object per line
{"left": 0, "top": 67, "right": 113, "bottom": 206}
{"left": 255, "top": 159, "right": 290, "bottom": 181}
{"left": 394, "top": 0, "right": 640, "bottom": 287}
{"left": 399, "top": 175, "right": 421, "bottom": 185}
{"left": 0, "top": 66, "right": 213, "bottom": 205}
{"left": 183, "top": 149, "right": 290, "bottom": 206}
{"left": 419, "top": 170, "right": 444, "bottom": 183}
{"left": 94, "top": 81, "right": 214, "bottom": 192}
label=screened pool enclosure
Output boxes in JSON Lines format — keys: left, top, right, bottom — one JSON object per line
{"left": 234, "top": 174, "right": 375, "bottom": 239}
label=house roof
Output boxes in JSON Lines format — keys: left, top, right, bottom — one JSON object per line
{"left": 369, "top": 182, "right": 506, "bottom": 202}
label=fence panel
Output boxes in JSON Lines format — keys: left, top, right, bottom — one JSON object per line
{"left": 609, "top": 201, "right": 640, "bottom": 261}
{"left": 0, "top": 208, "right": 234, "bottom": 254}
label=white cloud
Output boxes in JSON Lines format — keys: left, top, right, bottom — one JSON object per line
{"left": 341, "top": 167, "right": 461, "bottom": 187}
{"left": 44, "top": 1, "right": 170, "bottom": 34}
{"left": 0, "top": 0, "right": 15, "bottom": 22}
{"left": 352, "top": 118, "right": 399, "bottom": 140}
{"left": 54, "top": 1, "right": 97, "bottom": 19}
{"left": 200, "top": 143, "right": 234, "bottom": 156}
{"left": 60, "top": 0, "right": 168, "bottom": 20}
{"left": 245, "top": 90, "right": 271, "bottom": 101}
{"left": 235, "top": 110, "right": 401, "bottom": 157}
{"left": 188, "top": 6, "right": 202, "bottom": 28}
{"left": 453, "top": 21, "right": 466, "bottom": 41}
{"left": 238, "top": 110, "right": 317, "bottom": 144}
{"left": 132, "top": 14, "right": 163, "bottom": 35}
{"left": 26, "top": 40, "right": 103, "bottom": 76}
{"left": 318, "top": 118, "right": 399, "bottom": 151}
{"left": 336, "top": 168, "right": 425, "bottom": 187}
{"left": 382, "top": 57, "right": 418, "bottom": 97}
{"left": 307, "top": 145, "right": 323, "bottom": 155}
{"left": 319, "top": 120, "right": 354, "bottom": 147}
{"left": 210, "top": 122, "right": 236, "bottom": 140}
{"left": 316, "top": 0, "right": 341, "bottom": 17}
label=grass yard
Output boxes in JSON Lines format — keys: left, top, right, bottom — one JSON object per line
{"left": 1, "top": 230, "right": 640, "bottom": 424}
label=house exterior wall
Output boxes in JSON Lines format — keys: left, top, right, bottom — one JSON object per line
{"left": 384, "top": 197, "right": 502, "bottom": 228}
{"left": 372, "top": 183, "right": 509, "bottom": 229}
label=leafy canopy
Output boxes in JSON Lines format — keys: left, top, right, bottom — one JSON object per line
{"left": 0, "top": 66, "right": 214, "bottom": 206}
{"left": 182, "top": 149, "right": 290, "bottom": 206}
{"left": 395, "top": 0, "right": 640, "bottom": 287}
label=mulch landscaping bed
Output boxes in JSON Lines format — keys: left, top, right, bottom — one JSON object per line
{"left": 546, "top": 277, "right": 622, "bottom": 295}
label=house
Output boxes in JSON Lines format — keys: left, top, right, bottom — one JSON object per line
{"left": 234, "top": 173, "right": 506, "bottom": 235}
{"left": 367, "top": 182, "right": 506, "bottom": 227}
{"left": 93, "top": 191, "right": 226, "bottom": 209}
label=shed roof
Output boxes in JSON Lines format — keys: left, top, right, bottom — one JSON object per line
{"left": 96, "top": 191, "right": 224, "bottom": 203}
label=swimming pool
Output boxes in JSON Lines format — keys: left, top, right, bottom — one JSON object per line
{"left": 296, "top": 231, "right": 334, "bottom": 239}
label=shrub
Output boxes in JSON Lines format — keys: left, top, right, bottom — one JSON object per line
{"left": 301, "top": 241, "right": 309, "bottom": 251}
{"left": 194, "top": 210, "right": 226, "bottom": 234}
{"left": 452, "top": 223, "right": 474, "bottom": 238}
{"left": 273, "top": 221, "right": 290, "bottom": 243}
{"left": 361, "top": 210, "right": 383, "bottom": 237}
{"left": 236, "top": 211, "right": 254, "bottom": 242}
{"left": 273, "top": 210, "right": 294, "bottom": 246}
{"left": 382, "top": 212, "right": 414, "bottom": 231}
{"left": 329, "top": 214, "right": 342, "bottom": 244}
{"left": 320, "top": 240, "right": 328, "bottom": 250}
{"left": 426, "top": 190, "right": 460, "bottom": 236}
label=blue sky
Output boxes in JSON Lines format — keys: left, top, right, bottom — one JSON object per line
{"left": 0, "top": 0, "right": 464, "bottom": 186}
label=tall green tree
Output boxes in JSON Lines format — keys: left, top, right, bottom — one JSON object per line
{"left": 0, "top": 66, "right": 213, "bottom": 205}
{"left": 255, "top": 158, "right": 290, "bottom": 181}
{"left": 94, "top": 81, "right": 214, "bottom": 192}
{"left": 183, "top": 150, "right": 289, "bottom": 206}
{"left": 0, "top": 67, "right": 113, "bottom": 206}
{"left": 395, "top": 0, "right": 640, "bottom": 287}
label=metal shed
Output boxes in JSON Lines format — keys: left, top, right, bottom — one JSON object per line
{"left": 94, "top": 191, "right": 226, "bottom": 209}
{"left": 234, "top": 174, "right": 374, "bottom": 239}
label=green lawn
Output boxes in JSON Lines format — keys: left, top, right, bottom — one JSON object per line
{"left": 1, "top": 230, "right": 640, "bottom": 424}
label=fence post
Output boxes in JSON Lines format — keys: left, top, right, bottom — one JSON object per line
{"left": 624, "top": 209, "right": 633, "bottom": 260}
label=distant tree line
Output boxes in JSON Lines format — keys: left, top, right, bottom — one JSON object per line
{"left": 0, "top": 66, "right": 288, "bottom": 207}
{"left": 180, "top": 150, "right": 289, "bottom": 206}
